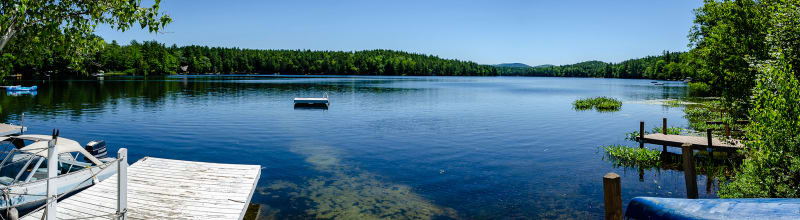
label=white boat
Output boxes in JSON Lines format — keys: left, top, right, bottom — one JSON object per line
{"left": 0, "top": 135, "right": 118, "bottom": 213}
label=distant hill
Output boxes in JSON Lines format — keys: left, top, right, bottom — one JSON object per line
{"left": 533, "top": 64, "right": 554, "bottom": 68}
{"left": 494, "top": 63, "right": 532, "bottom": 68}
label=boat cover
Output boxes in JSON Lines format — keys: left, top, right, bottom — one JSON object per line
{"left": 13, "top": 134, "right": 103, "bottom": 165}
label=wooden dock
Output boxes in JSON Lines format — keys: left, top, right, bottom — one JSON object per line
{"left": 21, "top": 157, "right": 261, "bottom": 220}
{"left": 639, "top": 133, "right": 742, "bottom": 150}
{"left": 636, "top": 119, "right": 743, "bottom": 151}
{"left": 0, "top": 123, "right": 25, "bottom": 136}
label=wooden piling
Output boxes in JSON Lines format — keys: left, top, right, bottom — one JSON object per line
{"left": 681, "top": 143, "right": 698, "bottom": 199}
{"left": 117, "top": 148, "right": 128, "bottom": 220}
{"left": 724, "top": 123, "right": 730, "bottom": 137}
{"left": 639, "top": 121, "right": 645, "bottom": 148}
{"left": 46, "top": 130, "right": 58, "bottom": 220}
{"left": 603, "top": 173, "right": 623, "bottom": 220}
{"left": 707, "top": 128, "right": 714, "bottom": 156}
{"left": 662, "top": 118, "right": 667, "bottom": 151}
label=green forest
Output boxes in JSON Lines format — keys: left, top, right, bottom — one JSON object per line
{"left": 496, "top": 51, "right": 693, "bottom": 80}
{"left": 3, "top": 38, "right": 696, "bottom": 80}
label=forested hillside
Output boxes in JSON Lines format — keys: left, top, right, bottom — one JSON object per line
{"left": 6, "top": 40, "right": 497, "bottom": 77}
{"left": 3, "top": 39, "right": 695, "bottom": 80}
{"left": 497, "top": 51, "right": 694, "bottom": 80}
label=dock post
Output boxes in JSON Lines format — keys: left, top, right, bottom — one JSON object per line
{"left": 639, "top": 121, "right": 645, "bottom": 148}
{"left": 20, "top": 113, "right": 24, "bottom": 135}
{"left": 662, "top": 118, "right": 667, "bottom": 151}
{"left": 681, "top": 143, "right": 698, "bottom": 199}
{"left": 117, "top": 148, "right": 128, "bottom": 220}
{"left": 724, "top": 123, "right": 730, "bottom": 137}
{"left": 603, "top": 173, "right": 623, "bottom": 220}
{"left": 46, "top": 129, "right": 58, "bottom": 220}
{"left": 707, "top": 129, "right": 714, "bottom": 156}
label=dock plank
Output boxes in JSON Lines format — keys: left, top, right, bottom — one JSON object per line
{"left": 21, "top": 157, "right": 261, "bottom": 220}
{"left": 639, "top": 133, "right": 742, "bottom": 150}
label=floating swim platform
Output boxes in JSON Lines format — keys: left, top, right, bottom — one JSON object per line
{"left": 626, "top": 197, "right": 800, "bottom": 220}
{"left": 294, "top": 93, "right": 329, "bottom": 107}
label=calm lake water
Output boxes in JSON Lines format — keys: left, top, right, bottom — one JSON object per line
{"left": 0, "top": 76, "right": 715, "bottom": 219}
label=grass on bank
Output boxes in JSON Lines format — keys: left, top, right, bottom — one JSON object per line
{"left": 573, "top": 97, "right": 622, "bottom": 112}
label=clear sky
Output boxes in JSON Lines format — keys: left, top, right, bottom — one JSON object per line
{"left": 95, "top": 0, "right": 702, "bottom": 66}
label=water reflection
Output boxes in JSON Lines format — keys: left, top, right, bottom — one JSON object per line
{"left": 6, "top": 91, "right": 37, "bottom": 96}
{"left": 603, "top": 147, "right": 742, "bottom": 194}
{"left": 259, "top": 142, "right": 458, "bottom": 219}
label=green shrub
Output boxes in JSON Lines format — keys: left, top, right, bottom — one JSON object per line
{"left": 573, "top": 97, "right": 622, "bottom": 112}
{"left": 719, "top": 56, "right": 800, "bottom": 198}
{"left": 688, "top": 82, "right": 712, "bottom": 97}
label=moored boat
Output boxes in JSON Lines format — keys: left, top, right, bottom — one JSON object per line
{"left": 5, "top": 86, "right": 37, "bottom": 92}
{"left": 0, "top": 135, "right": 118, "bottom": 214}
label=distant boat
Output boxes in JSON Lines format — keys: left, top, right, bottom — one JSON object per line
{"left": 651, "top": 81, "right": 658, "bottom": 83}
{"left": 653, "top": 83, "right": 665, "bottom": 86}
{"left": 4, "top": 86, "right": 37, "bottom": 91}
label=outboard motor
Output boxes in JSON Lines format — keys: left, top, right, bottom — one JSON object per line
{"left": 84, "top": 140, "right": 108, "bottom": 161}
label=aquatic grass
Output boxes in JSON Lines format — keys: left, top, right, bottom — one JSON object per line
{"left": 651, "top": 127, "right": 683, "bottom": 135}
{"left": 573, "top": 97, "right": 622, "bottom": 112}
{"left": 664, "top": 99, "right": 683, "bottom": 107}
{"left": 260, "top": 142, "right": 459, "bottom": 219}
{"left": 602, "top": 145, "right": 662, "bottom": 168}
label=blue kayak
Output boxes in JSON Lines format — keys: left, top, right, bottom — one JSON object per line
{"left": 5, "top": 85, "right": 37, "bottom": 91}
{"left": 626, "top": 197, "right": 800, "bottom": 220}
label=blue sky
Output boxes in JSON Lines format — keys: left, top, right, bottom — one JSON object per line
{"left": 96, "top": 0, "right": 702, "bottom": 66}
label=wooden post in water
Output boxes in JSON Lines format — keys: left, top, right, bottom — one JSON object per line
{"left": 117, "top": 148, "right": 128, "bottom": 220}
{"left": 639, "top": 121, "right": 645, "bottom": 148}
{"left": 662, "top": 118, "right": 668, "bottom": 151}
{"left": 681, "top": 143, "right": 698, "bottom": 199}
{"left": 724, "top": 123, "right": 730, "bottom": 137}
{"left": 20, "top": 113, "right": 24, "bottom": 135}
{"left": 707, "top": 128, "right": 714, "bottom": 156}
{"left": 603, "top": 173, "right": 623, "bottom": 220}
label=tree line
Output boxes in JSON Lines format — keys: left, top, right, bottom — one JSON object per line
{"left": 4, "top": 40, "right": 497, "bottom": 77}
{"left": 5, "top": 39, "right": 703, "bottom": 81}
{"left": 496, "top": 51, "right": 694, "bottom": 80}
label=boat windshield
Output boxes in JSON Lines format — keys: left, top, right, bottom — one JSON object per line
{"left": 0, "top": 139, "right": 93, "bottom": 186}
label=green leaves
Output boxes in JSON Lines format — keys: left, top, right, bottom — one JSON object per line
{"left": 719, "top": 54, "right": 800, "bottom": 198}
{"left": 0, "top": 0, "right": 172, "bottom": 78}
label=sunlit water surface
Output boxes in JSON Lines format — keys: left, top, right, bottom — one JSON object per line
{"left": 0, "top": 76, "right": 712, "bottom": 219}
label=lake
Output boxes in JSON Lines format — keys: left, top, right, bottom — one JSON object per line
{"left": 0, "top": 76, "right": 714, "bottom": 219}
